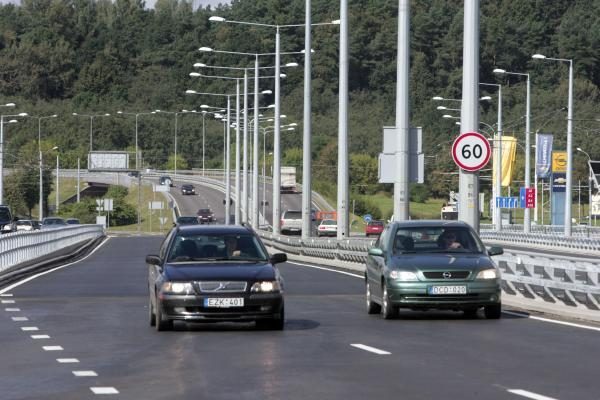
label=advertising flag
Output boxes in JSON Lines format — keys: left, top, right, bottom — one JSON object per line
{"left": 535, "top": 133, "right": 553, "bottom": 179}
{"left": 492, "top": 136, "right": 518, "bottom": 187}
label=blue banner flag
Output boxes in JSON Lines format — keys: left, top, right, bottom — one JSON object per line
{"left": 535, "top": 133, "right": 553, "bottom": 179}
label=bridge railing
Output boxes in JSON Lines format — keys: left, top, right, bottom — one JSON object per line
{"left": 0, "top": 225, "right": 105, "bottom": 272}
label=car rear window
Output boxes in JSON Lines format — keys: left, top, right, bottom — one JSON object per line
{"left": 369, "top": 221, "right": 383, "bottom": 226}
{"left": 283, "top": 211, "right": 302, "bottom": 219}
{"left": 321, "top": 220, "right": 336, "bottom": 225}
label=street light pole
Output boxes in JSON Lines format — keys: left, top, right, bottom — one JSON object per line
{"left": 56, "top": 153, "right": 59, "bottom": 213}
{"left": 577, "top": 147, "right": 592, "bottom": 226}
{"left": 302, "top": 0, "right": 313, "bottom": 240}
{"left": 242, "top": 69, "right": 249, "bottom": 224}
{"left": 0, "top": 110, "right": 27, "bottom": 204}
{"left": 480, "top": 82, "right": 502, "bottom": 231}
{"left": 337, "top": 0, "right": 349, "bottom": 239}
{"left": 37, "top": 114, "right": 58, "bottom": 220}
{"left": 253, "top": 56, "right": 260, "bottom": 227}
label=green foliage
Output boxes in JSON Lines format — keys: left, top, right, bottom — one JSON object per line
{"left": 59, "top": 199, "right": 97, "bottom": 224}
{"left": 410, "top": 183, "right": 431, "bottom": 203}
{"left": 351, "top": 196, "right": 383, "bottom": 221}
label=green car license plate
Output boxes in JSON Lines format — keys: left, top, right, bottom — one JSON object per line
{"left": 428, "top": 285, "right": 467, "bottom": 295}
{"left": 204, "top": 298, "right": 244, "bottom": 308}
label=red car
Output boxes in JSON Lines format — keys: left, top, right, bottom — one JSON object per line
{"left": 365, "top": 220, "right": 384, "bottom": 237}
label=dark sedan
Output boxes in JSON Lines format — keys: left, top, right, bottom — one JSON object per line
{"left": 181, "top": 184, "right": 195, "bottom": 195}
{"left": 196, "top": 208, "right": 215, "bottom": 224}
{"left": 147, "top": 225, "right": 287, "bottom": 331}
{"left": 365, "top": 220, "right": 503, "bottom": 319}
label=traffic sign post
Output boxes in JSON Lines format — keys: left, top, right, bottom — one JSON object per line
{"left": 363, "top": 214, "right": 372, "bottom": 223}
{"left": 452, "top": 132, "right": 491, "bottom": 172}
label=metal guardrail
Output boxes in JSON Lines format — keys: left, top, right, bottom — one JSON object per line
{"left": 480, "top": 223, "right": 600, "bottom": 238}
{"left": 0, "top": 225, "right": 105, "bottom": 271}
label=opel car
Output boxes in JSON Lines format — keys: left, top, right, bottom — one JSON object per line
{"left": 365, "top": 220, "right": 503, "bottom": 319}
{"left": 147, "top": 225, "right": 287, "bottom": 331}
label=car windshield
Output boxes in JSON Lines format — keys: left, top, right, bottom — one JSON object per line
{"left": 197, "top": 209, "right": 211, "bottom": 214}
{"left": 0, "top": 209, "right": 10, "bottom": 220}
{"left": 167, "top": 233, "right": 269, "bottom": 263}
{"left": 44, "top": 219, "right": 65, "bottom": 225}
{"left": 391, "top": 226, "right": 485, "bottom": 254}
{"left": 177, "top": 217, "right": 198, "bottom": 224}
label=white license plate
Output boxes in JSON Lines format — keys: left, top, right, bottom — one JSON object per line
{"left": 428, "top": 285, "right": 467, "bottom": 295}
{"left": 204, "top": 298, "right": 244, "bottom": 308}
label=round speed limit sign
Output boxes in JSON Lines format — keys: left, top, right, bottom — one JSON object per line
{"left": 451, "top": 132, "right": 491, "bottom": 172}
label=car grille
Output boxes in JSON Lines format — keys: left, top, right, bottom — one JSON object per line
{"left": 196, "top": 281, "right": 247, "bottom": 293}
{"left": 422, "top": 271, "right": 471, "bottom": 280}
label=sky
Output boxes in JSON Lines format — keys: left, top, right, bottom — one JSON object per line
{"left": 0, "top": 0, "right": 231, "bottom": 9}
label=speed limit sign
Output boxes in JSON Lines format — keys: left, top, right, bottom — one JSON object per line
{"left": 451, "top": 132, "right": 491, "bottom": 172}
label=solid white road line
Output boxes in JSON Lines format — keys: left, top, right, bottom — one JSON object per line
{"left": 42, "top": 346, "right": 63, "bottom": 351}
{"left": 289, "top": 261, "right": 600, "bottom": 333}
{"left": 12, "top": 317, "right": 28, "bottom": 321}
{"left": 57, "top": 358, "right": 79, "bottom": 363}
{"left": 350, "top": 344, "right": 391, "bottom": 355}
{"left": 0, "top": 237, "right": 110, "bottom": 295}
{"left": 508, "top": 389, "right": 558, "bottom": 400}
{"left": 5, "top": 308, "right": 20, "bottom": 312}
{"left": 73, "top": 371, "right": 98, "bottom": 377}
{"left": 90, "top": 387, "right": 119, "bottom": 394}
{"left": 503, "top": 311, "right": 600, "bottom": 333}
{"left": 21, "top": 327, "right": 39, "bottom": 331}
{"left": 31, "top": 335, "right": 50, "bottom": 339}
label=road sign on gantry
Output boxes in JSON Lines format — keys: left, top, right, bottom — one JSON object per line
{"left": 451, "top": 132, "right": 491, "bottom": 172}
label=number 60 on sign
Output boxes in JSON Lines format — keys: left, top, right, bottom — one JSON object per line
{"left": 451, "top": 132, "right": 491, "bottom": 172}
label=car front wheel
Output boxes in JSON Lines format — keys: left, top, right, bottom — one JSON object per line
{"left": 256, "top": 306, "right": 284, "bottom": 330}
{"left": 381, "top": 284, "right": 398, "bottom": 319}
{"left": 149, "top": 294, "right": 156, "bottom": 327}
{"left": 484, "top": 303, "right": 502, "bottom": 319}
{"left": 366, "top": 281, "right": 381, "bottom": 314}
{"left": 155, "top": 295, "right": 173, "bottom": 331}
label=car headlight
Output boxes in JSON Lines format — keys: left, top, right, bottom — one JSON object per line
{"left": 162, "top": 282, "right": 194, "bottom": 294}
{"left": 389, "top": 270, "right": 419, "bottom": 281}
{"left": 251, "top": 281, "right": 281, "bottom": 293}
{"left": 476, "top": 269, "right": 499, "bottom": 280}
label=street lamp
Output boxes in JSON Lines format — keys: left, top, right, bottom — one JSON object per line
{"left": 532, "top": 53, "right": 574, "bottom": 236}
{"left": 36, "top": 114, "right": 58, "bottom": 220}
{"left": 72, "top": 112, "right": 110, "bottom": 152}
{"left": 55, "top": 147, "right": 60, "bottom": 214}
{"left": 494, "top": 67, "right": 532, "bottom": 232}
{"left": 0, "top": 111, "right": 28, "bottom": 204}
{"left": 577, "top": 147, "right": 593, "bottom": 225}
{"left": 116, "top": 111, "right": 156, "bottom": 170}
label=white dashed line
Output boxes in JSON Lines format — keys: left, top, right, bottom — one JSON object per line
{"left": 0, "top": 293, "right": 13, "bottom": 297}
{"left": 1, "top": 299, "right": 15, "bottom": 303}
{"left": 90, "top": 387, "right": 119, "bottom": 394}
{"left": 508, "top": 389, "right": 558, "bottom": 400}
{"left": 5, "top": 308, "right": 20, "bottom": 312}
{"left": 12, "top": 316, "right": 28, "bottom": 321}
{"left": 287, "top": 261, "right": 363, "bottom": 278}
{"left": 73, "top": 370, "right": 98, "bottom": 377}
{"left": 21, "top": 327, "right": 39, "bottom": 331}
{"left": 31, "top": 335, "right": 50, "bottom": 339}
{"left": 350, "top": 344, "right": 391, "bottom": 355}
{"left": 43, "top": 346, "right": 64, "bottom": 351}
{"left": 57, "top": 358, "right": 79, "bottom": 363}
{"left": 503, "top": 311, "right": 600, "bottom": 333}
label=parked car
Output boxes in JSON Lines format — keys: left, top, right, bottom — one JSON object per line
{"left": 317, "top": 219, "right": 337, "bottom": 237}
{"left": 65, "top": 218, "right": 80, "bottom": 225}
{"left": 280, "top": 210, "right": 302, "bottom": 235}
{"left": 365, "top": 220, "right": 384, "bottom": 237}
{"left": 14, "top": 219, "right": 41, "bottom": 231}
{"left": 196, "top": 208, "right": 215, "bottom": 224}
{"left": 159, "top": 176, "right": 173, "bottom": 187}
{"left": 0, "top": 205, "right": 13, "bottom": 233}
{"left": 181, "top": 184, "right": 196, "bottom": 195}
{"left": 174, "top": 216, "right": 199, "bottom": 226}
{"left": 147, "top": 224, "right": 287, "bottom": 331}
{"left": 365, "top": 220, "right": 503, "bottom": 320}
{"left": 41, "top": 217, "right": 68, "bottom": 230}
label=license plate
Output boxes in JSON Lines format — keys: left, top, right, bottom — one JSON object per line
{"left": 204, "top": 298, "right": 244, "bottom": 308}
{"left": 428, "top": 285, "right": 467, "bottom": 295}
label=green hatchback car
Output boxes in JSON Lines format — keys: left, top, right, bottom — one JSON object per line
{"left": 365, "top": 220, "right": 503, "bottom": 319}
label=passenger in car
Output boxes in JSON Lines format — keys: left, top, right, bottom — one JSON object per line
{"left": 438, "top": 231, "right": 463, "bottom": 249}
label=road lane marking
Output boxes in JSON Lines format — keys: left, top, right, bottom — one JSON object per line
{"left": 287, "top": 261, "right": 363, "bottom": 278}
{"left": 508, "top": 389, "right": 558, "bottom": 400}
{"left": 350, "top": 344, "right": 391, "bottom": 355}
{"left": 0, "top": 237, "right": 110, "bottom": 294}
{"left": 31, "top": 335, "right": 50, "bottom": 339}
{"left": 20, "top": 326, "right": 38, "bottom": 331}
{"left": 12, "top": 316, "right": 28, "bottom": 321}
{"left": 503, "top": 311, "right": 600, "bottom": 333}
{"left": 57, "top": 358, "right": 79, "bottom": 363}
{"left": 1, "top": 299, "right": 15, "bottom": 303}
{"left": 91, "top": 387, "right": 119, "bottom": 394}
{"left": 0, "top": 294, "right": 13, "bottom": 297}
{"left": 43, "top": 346, "right": 64, "bottom": 351}
{"left": 73, "top": 371, "right": 98, "bottom": 377}
{"left": 5, "top": 308, "right": 20, "bottom": 312}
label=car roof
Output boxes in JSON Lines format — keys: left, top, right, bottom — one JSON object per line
{"left": 176, "top": 224, "right": 253, "bottom": 235}
{"left": 389, "top": 220, "right": 472, "bottom": 229}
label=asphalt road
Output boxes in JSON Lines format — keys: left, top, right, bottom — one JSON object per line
{"left": 1, "top": 235, "right": 599, "bottom": 400}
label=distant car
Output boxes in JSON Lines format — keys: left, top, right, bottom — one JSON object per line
{"left": 41, "top": 217, "right": 67, "bottom": 229}
{"left": 127, "top": 171, "right": 140, "bottom": 178}
{"left": 280, "top": 210, "right": 302, "bottom": 235}
{"left": 0, "top": 205, "right": 13, "bottom": 233}
{"left": 196, "top": 208, "right": 215, "bottom": 224}
{"left": 159, "top": 176, "right": 173, "bottom": 187}
{"left": 174, "top": 216, "right": 199, "bottom": 226}
{"left": 14, "top": 220, "right": 41, "bottom": 231}
{"left": 365, "top": 220, "right": 503, "bottom": 320}
{"left": 181, "top": 184, "right": 196, "bottom": 195}
{"left": 147, "top": 224, "right": 287, "bottom": 331}
{"left": 65, "top": 218, "right": 80, "bottom": 225}
{"left": 365, "top": 220, "right": 384, "bottom": 237}
{"left": 317, "top": 219, "right": 337, "bottom": 237}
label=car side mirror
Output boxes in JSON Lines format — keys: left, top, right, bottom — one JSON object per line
{"left": 368, "top": 248, "right": 384, "bottom": 257}
{"left": 488, "top": 246, "right": 503, "bottom": 256}
{"left": 146, "top": 255, "right": 162, "bottom": 265}
{"left": 269, "top": 253, "right": 287, "bottom": 264}
{"left": 12, "top": 216, "right": 19, "bottom": 222}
